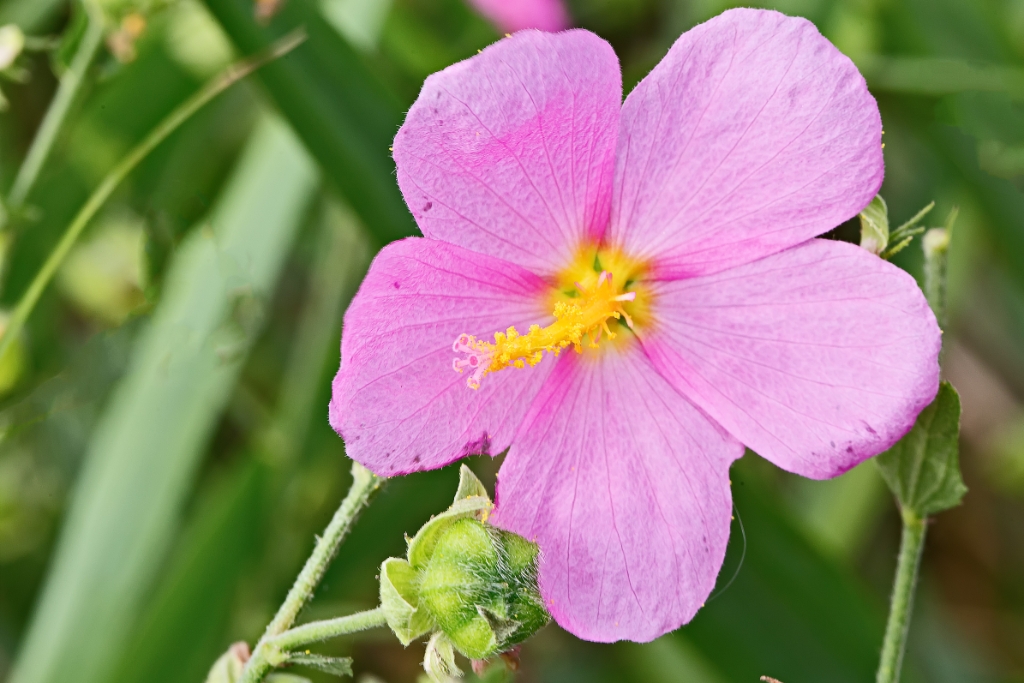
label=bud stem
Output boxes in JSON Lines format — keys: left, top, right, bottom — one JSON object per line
{"left": 270, "top": 607, "right": 388, "bottom": 652}
{"left": 239, "top": 462, "right": 384, "bottom": 683}
{"left": 922, "top": 225, "right": 951, "bottom": 331}
{"left": 4, "top": 1, "right": 105, "bottom": 216}
{"left": 876, "top": 509, "right": 926, "bottom": 683}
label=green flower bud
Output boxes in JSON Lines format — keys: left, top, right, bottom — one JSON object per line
{"left": 380, "top": 466, "right": 549, "bottom": 664}
{"left": 859, "top": 194, "right": 889, "bottom": 256}
{"left": 0, "top": 24, "right": 25, "bottom": 71}
{"left": 204, "top": 642, "right": 250, "bottom": 683}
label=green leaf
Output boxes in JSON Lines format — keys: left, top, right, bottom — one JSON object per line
{"left": 6, "top": 117, "right": 317, "bottom": 683}
{"left": 111, "top": 462, "right": 265, "bottom": 683}
{"left": 202, "top": 0, "right": 416, "bottom": 245}
{"left": 266, "top": 675, "right": 314, "bottom": 683}
{"left": 286, "top": 653, "right": 354, "bottom": 677}
{"left": 876, "top": 382, "right": 967, "bottom": 517}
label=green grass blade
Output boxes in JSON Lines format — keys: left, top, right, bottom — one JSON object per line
{"left": 203, "top": 0, "right": 416, "bottom": 244}
{"left": 7, "top": 116, "right": 317, "bottom": 683}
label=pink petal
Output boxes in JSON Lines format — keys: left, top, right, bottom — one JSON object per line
{"left": 468, "top": 0, "right": 571, "bottom": 33}
{"left": 608, "top": 8, "right": 883, "bottom": 279}
{"left": 491, "top": 345, "right": 743, "bottom": 642}
{"left": 393, "top": 30, "right": 620, "bottom": 278}
{"left": 330, "top": 238, "right": 556, "bottom": 476}
{"left": 641, "top": 239, "right": 940, "bottom": 480}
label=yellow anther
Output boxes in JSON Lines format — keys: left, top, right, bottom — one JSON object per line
{"left": 470, "top": 273, "right": 634, "bottom": 379}
{"left": 452, "top": 246, "right": 649, "bottom": 389}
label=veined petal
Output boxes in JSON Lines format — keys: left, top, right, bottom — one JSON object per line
{"left": 393, "top": 30, "right": 621, "bottom": 278}
{"left": 330, "top": 238, "right": 555, "bottom": 476}
{"left": 491, "top": 346, "right": 742, "bottom": 642}
{"left": 609, "top": 9, "right": 883, "bottom": 278}
{"left": 467, "top": 0, "right": 571, "bottom": 33}
{"left": 642, "top": 239, "right": 940, "bottom": 480}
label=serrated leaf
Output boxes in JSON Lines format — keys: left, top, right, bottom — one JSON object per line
{"left": 876, "top": 382, "right": 967, "bottom": 516}
{"left": 286, "top": 653, "right": 353, "bottom": 677}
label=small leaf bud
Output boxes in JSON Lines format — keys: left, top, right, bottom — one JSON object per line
{"left": 0, "top": 24, "right": 25, "bottom": 71}
{"left": 204, "top": 642, "right": 250, "bottom": 683}
{"left": 859, "top": 195, "right": 889, "bottom": 256}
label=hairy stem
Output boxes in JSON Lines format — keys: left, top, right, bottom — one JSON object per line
{"left": 0, "top": 28, "right": 305, "bottom": 360}
{"left": 240, "top": 463, "right": 385, "bottom": 683}
{"left": 5, "top": 1, "right": 104, "bottom": 213}
{"left": 876, "top": 509, "right": 926, "bottom": 683}
{"left": 271, "top": 607, "right": 388, "bottom": 652}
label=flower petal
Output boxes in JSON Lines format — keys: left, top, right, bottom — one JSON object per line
{"left": 609, "top": 8, "right": 883, "bottom": 278}
{"left": 467, "top": 0, "right": 571, "bottom": 33}
{"left": 393, "top": 30, "right": 621, "bottom": 277}
{"left": 330, "top": 238, "right": 556, "bottom": 476}
{"left": 641, "top": 239, "right": 941, "bottom": 480}
{"left": 491, "top": 345, "right": 742, "bottom": 642}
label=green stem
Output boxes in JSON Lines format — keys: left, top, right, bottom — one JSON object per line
{"left": 240, "top": 463, "right": 385, "bottom": 683}
{"left": 271, "top": 607, "right": 387, "bottom": 652}
{"left": 876, "top": 509, "right": 927, "bottom": 683}
{"left": 0, "top": 28, "right": 305, "bottom": 361}
{"left": 5, "top": 1, "right": 105, "bottom": 213}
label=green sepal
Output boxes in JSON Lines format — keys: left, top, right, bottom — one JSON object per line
{"left": 453, "top": 464, "right": 489, "bottom": 502}
{"left": 379, "top": 558, "right": 432, "bottom": 645}
{"left": 423, "top": 632, "right": 461, "bottom": 683}
{"left": 876, "top": 382, "right": 967, "bottom": 517}
{"left": 477, "top": 606, "right": 520, "bottom": 645}
{"left": 859, "top": 195, "right": 889, "bottom": 255}
{"left": 285, "top": 653, "right": 353, "bottom": 677}
{"left": 407, "top": 495, "right": 492, "bottom": 568}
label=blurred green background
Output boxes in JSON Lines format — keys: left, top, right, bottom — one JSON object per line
{"left": 1, "top": 0, "right": 1023, "bottom": 681}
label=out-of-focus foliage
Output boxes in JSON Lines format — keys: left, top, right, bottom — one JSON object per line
{"left": 0, "top": 0, "right": 1023, "bottom": 682}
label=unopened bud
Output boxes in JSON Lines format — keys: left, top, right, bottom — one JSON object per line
{"left": 859, "top": 194, "right": 889, "bottom": 256}
{"left": 423, "top": 632, "right": 461, "bottom": 683}
{"left": 0, "top": 24, "right": 25, "bottom": 71}
{"left": 106, "top": 12, "right": 147, "bottom": 63}
{"left": 380, "top": 466, "right": 549, "bottom": 670}
{"left": 204, "top": 642, "right": 250, "bottom": 683}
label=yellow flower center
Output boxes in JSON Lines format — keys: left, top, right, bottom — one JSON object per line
{"left": 452, "top": 246, "right": 648, "bottom": 389}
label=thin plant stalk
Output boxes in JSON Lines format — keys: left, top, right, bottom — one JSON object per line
{"left": 240, "top": 463, "right": 385, "bottom": 683}
{"left": 270, "top": 607, "right": 388, "bottom": 652}
{"left": 876, "top": 510, "right": 926, "bottom": 683}
{"left": 0, "top": 28, "right": 306, "bottom": 360}
{"left": 875, "top": 215, "right": 953, "bottom": 683}
{"left": 5, "top": 0, "right": 105, "bottom": 213}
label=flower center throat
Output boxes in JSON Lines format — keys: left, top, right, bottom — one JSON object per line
{"left": 452, "top": 248, "right": 646, "bottom": 390}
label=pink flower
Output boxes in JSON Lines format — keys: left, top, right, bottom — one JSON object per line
{"left": 331, "top": 9, "right": 940, "bottom": 643}
{"left": 467, "top": 0, "right": 570, "bottom": 33}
